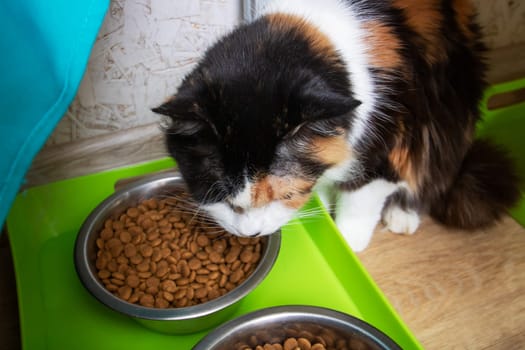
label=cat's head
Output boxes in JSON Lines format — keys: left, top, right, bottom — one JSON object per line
{"left": 153, "top": 15, "right": 360, "bottom": 237}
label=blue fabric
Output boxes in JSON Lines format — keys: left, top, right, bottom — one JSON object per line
{"left": 0, "top": 0, "right": 109, "bottom": 228}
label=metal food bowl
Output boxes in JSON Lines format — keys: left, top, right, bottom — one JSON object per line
{"left": 74, "top": 172, "right": 281, "bottom": 334}
{"left": 193, "top": 305, "right": 401, "bottom": 350}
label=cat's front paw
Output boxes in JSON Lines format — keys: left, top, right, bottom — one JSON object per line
{"left": 382, "top": 206, "right": 420, "bottom": 235}
{"left": 335, "top": 216, "right": 377, "bottom": 252}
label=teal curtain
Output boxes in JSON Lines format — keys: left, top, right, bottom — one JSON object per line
{"left": 0, "top": 0, "right": 109, "bottom": 228}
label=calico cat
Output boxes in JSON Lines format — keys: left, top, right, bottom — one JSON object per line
{"left": 152, "top": 0, "right": 520, "bottom": 251}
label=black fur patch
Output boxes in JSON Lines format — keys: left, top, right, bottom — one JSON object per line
{"left": 154, "top": 15, "right": 359, "bottom": 203}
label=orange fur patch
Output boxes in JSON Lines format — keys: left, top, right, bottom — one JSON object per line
{"left": 389, "top": 143, "right": 418, "bottom": 191}
{"left": 266, "top": 13, "right": 340, "bottom": 62}
{"left": 309, "top": 133, "right": 351, "bottom": 167}
{"left": 362, "top": 20, "right": 403, "bottom": 70}
{"left": 251, "top": 175, "right": 314, "bottom": 209}
{"left": 393, "top": 0, "right": 445, "bottom": 64}
{"left": 452, "top": 0, "right": 476, "bottom": 40}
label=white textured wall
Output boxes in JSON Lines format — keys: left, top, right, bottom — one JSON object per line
{"left": 48, "top": 0, "right": 241, "bottom": 146}
{"left": 474, "top": 0, "right": 525, "bottom": 49}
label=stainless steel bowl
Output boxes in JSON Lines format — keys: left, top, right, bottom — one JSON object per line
{"left": 74, "top": 172, "right": 281, "bottom": 334}
{"left": 193, "top": 305, "right": 401, "bottom": 350}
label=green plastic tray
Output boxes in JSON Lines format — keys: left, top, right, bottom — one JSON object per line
{"left": 7, "top": 158, "right": 422, "bottom": 349}
{"left": 478, "top": 77, "right": 525, "bottom": 226}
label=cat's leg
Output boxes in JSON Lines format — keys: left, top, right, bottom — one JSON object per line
{"left": 335, "top": 179, "right": 399, "bottom": 252}
{"left": 314, "top": 178, "right": 336, "bottom": 215}
{"left": 381, "top": 189, "right": 420, "bottom": 235}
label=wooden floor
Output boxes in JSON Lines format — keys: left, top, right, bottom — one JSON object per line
{"left": 358, "top": 215, "right": 525, "bottom": 349}
{"left": 1, "top": 216, "right": 524, "bottom": 349}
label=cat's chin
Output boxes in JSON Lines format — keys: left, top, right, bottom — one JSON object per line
{"left": 201, "top": 201, "right": 296, "bottom": 237}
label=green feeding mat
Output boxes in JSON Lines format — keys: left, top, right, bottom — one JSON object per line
{"left": 7, "top": 158, "right": 422, "bottom": 349}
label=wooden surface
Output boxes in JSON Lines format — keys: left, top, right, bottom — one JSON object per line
{"left": 358, "top": 215, "right": 525, "bottom": 349}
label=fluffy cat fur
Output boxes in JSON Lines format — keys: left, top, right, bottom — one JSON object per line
{"left": 153, "top": 0, "right": 520, "bottom": 251}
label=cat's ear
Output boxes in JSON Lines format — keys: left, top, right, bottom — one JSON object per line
{"left": 152, "top": 97, "right": 209, "bottom": 136}
{"left": 294, "top": 77, "right": 361, "bottom": 120}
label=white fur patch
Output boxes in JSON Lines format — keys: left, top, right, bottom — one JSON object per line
{"left": 382, "top": 206, "right": 420, "bottom": 235}
{"left": 230, "top": 179, "right": 252, "bottom": 209}
{"left": 202, "top": 200, "right": 296, "bottom": 237}
{"left": 335, "top": 179, "right": 399, "bottom": 252}
{"left": 259, "top": 0, "right": 376, "bottom": 146}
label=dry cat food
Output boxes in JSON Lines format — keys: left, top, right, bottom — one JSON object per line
{"left": 94, "top": 196, "right": 263, "bottom": 308}
{"left": 237, "top": 337, "right": 328, "bottom": 350}
{"left": 234, "top": 326, "right": 372, "bottom": 350}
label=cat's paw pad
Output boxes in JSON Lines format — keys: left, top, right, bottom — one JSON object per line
{"left": 382, "top": 207, "right": 420, "bottom": 235}
{"left": 335, "top": 216, "right": 376, "bottom": 252}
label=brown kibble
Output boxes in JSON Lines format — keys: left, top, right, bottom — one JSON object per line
{"left": 161, "top": 280, "right": 177, "bottom": 293}
{"left": 139, "top": 294, "right": 155, "bottom": 307}
{"left": 283, "top": 338, "right": 299, "bottom": 350}
{"left": 130, "top": 254, "right": 143, "bottom": 265}
{"left": 213, "top": 240, "right": 227, "bottom": 253}
{"left": 106, "top": 283, "right": 118, "bottom": 292}
{"left": 160, "top": 247, "right": 171, "bottom": 258}
{"left": 140, "top": 244, "right": 153, "bottom": 258}
{"left": 128, "top": 292, "right": 140, "bottom": 304}
{"left": 188, "top": 258, "right": 202, "bottom": 270}
{"left": 195, "top": 287, "right": 208, "bottom": 299}
{"left": 196, "top": 234, "right": 209, "bottom": 247}
{"left": 225, "top": 245, "right": 242, "bottom": 263}
{"left": 119, "top": 231, "right": 131, "bottom": 243}
{"left": 151, "top": 238, "right": 162, "bottom": 247}
{"left": 96, "top": 255, "right": 108, "bottom": 270}
{"left": 96, "top": 238, "right": 105, "bottom": 250}
{"left": 229, "top": 268, "right": 244, "bottom": 284}
{"left": 112, "top": 272, "right": 125, "bottom": 281}
{"left": 116, "top": 256, "right": 129, "bottom": 265}
{"left": 100, "top": 228, "right": 113, "bottom": 240}
{"left": 175, "top": 297, "right": 188, "bottom": 308}
{"left": 137, "top": 261, "right": 149, "bottom": 272}
{"left": 126, "top": 274, "right": 140, "bottom": 288}
{"left": 124, "top": 243, "right": 137, "bottom": 258}
{"left": 240, "top": 248, "right": 254, "bottom": 263}
{"left": 209, "top": 251, "right": 222, "bottom": 264}
{"left": 98, "top": 269, "right": 111, "bottom": 279}
{"left": 297, "top": 338, "right": 311, "bottom": 350}
{"left": 107, "top": 260, "right": 118, "bottom": 272}
{"left": 138, "top": 271, "right": 152, "bottom": 279}
{"left": 95, "top": 196, "right": 265, "bottom": 309}
{"left": 219, "top": 274, "right": 228, "bottom": 288}
{"left": 127, "top": 207, "right": 139, "bottom": 218}
{"left": 174, "top": 289, "right": 186, "bottom": 300}
{"left": 176, "top": 277, "right": 190, "bottom": 286}
{"left": 310, "top": 344, "right": 325, "bottom": 350}
{"left": 118, "top": 286, "right": 132, "bottom": 301}
{"left": 151, "top": 249, "right": 162, "bottom": 262}
{"left": 146, "top": 277, "right": 160, "bottom": 288}
{"left": 190, "top": 241, "right": 199, "bottom": 254}
{"left": 156, "top": 265, "right": 170, "bottom": 278}
{"left": 155, "top": 297, "right": 170, "bottom": 309}
{"left": 162, "top": 291, "right": 174, "bottom": 302}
